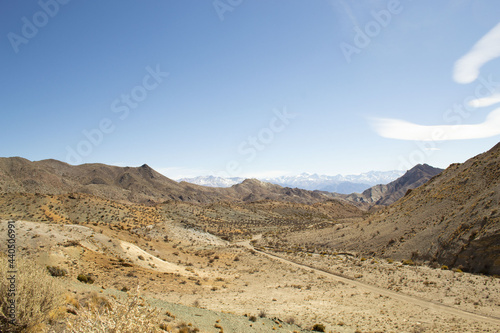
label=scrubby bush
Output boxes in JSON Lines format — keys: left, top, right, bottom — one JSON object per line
{"left": 0, "top": 256, "right": 64, "bottom": 332}
{"left": 47, "top": 265, "right": 67, "bottom": 277}
{"left": 176, "top": 322, "right": 200, "bottom": 333}
{"left": 66, "top": 293, "right": 164, "bottom": 332}
{"left": 77, "top": 273, "right": 94, "bottom": 284}
{"left": 312, "top": 323, "right": 326, "bottom": 332}
{"left": 402, "top": 259, "right": 415, "bottom": 266}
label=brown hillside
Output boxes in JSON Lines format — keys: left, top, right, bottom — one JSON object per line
{"left": 0, "top": 158, "right": 341, "bottom": 205}
{"left": 335, "top": 164, "right": 443, "bottom": 209}
{"left": 260, "top": 143, "right": 499, "bottom": 275}
{"left": 340, "top": 143, "right": 499, "bottom": 274}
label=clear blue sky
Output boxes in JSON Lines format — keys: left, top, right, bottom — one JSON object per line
{"left": 1, "top": 0, "right": 500, "bottom": 179}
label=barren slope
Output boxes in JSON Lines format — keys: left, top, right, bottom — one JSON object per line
{"left": 0, "top": 158, "right": 342, "bottom": 205}
{"left": 334, "top": 164, "right": 443, "bottom": 209}
{"left": 278, "top": 142, "right": 499, "bottom": 274}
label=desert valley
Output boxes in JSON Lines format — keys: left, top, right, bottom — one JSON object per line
{"left": 0, "top": 142, "right": 498, "bottom": 332}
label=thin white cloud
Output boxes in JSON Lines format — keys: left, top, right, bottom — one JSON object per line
{"left": 331, "top": 0, "right": 360, "bottom": 30}
{"left": 453, "top": 22, "right": 500, "bottom": 84}
{"left": 469, "top": 93, "right": 500, "bottom": 108}
{"left": 371, "top": 108, "right": 500, "bottom": 141}
{"left": 371, "top": 22, "right": 500, "bottom": 142}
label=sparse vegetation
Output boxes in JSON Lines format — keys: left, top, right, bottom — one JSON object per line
{"left": 46, "top": 265, "right": 67, "bottom": 277}
{"left": 312, "top": 323, "right": 326, "bottom": 332}
{"left": 402, "top": 259, "right": 415, "bottom": 266}
{"left": 0, "top": 143, "right": 499, "bottom": 333}
{"left": 65, "top": 293, "right": 165, "bottom": 332}
{"left": 77, "top": 273, "right": 94, "bottom": 284}
{"left": 0, "top": 256, "right": 64, "bottom": 332}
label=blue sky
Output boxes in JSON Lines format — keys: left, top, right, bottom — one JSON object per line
{"left": 1, "top": 0, "right": 500, "bottom": 179}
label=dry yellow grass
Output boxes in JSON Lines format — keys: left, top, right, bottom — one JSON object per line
{"left": 0, "top": 255, "right": 64, "bottom": 332}
{"left": 65, "top": 292, "right": 164, "bottom": 333}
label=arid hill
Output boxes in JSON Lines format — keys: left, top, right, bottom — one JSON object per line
{"left": 333, "top": 164, "right": 443, "bottom": 209}
{"left": 0, "top": 157, "right": 341, "bottom": 205}
{"left": 370, "top": 143, "right": 500, "bottom": 274}
{"left": 277, "top": 143, "right": 499, "bottom": 274}
{"left": 0, "top": 148, "right": 499, "bottom": 332}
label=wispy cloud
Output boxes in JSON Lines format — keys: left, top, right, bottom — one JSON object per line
{"left": 453, "top": 22, "right": 500, "bottom": 84}
{"left": 371, "top": 108, "right": 500, "bottom": 141}
{"left": 370, "top": 21, "right": 500, "bottom": 142}
{"left": 331, "top": 0, "right": 360, "bottom": 29}
{"left": 469, "top": 93, "right": 500, "bottom": 108}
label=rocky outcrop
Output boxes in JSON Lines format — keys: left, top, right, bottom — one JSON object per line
{"left": 334, "top": 164, "right": 443, "bottom": 209}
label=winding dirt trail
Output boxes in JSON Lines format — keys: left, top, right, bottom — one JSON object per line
{"left": 237, "top": 238, "right": 500, "bottom": 326}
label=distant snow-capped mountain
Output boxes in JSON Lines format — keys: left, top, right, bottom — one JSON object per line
{"left": 178, "top": 175, "right": 245, "bottom": 188}
{"left": 261, "top": 170, "right": 405, "bottom": 193}
{"left": 179, "top": 170, "right": 405, "bottom": 194}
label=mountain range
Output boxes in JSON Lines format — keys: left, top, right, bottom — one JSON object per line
{"left": 0, "top": 157, "right": 437, "bottom": 209}
{"left": 0, "top": 141, "right": 498, "bottom": 275}
{"left": 0, "top": 158, "right": 336, "bottom": 205}
{"left": 333, "top": 164, "right": 444, "bottom": 209}
{"left": 305, "top": 143, "right": 500, "bottom": 274}
{"left": 179, "top": 170, "right": 406, "bottom": 194}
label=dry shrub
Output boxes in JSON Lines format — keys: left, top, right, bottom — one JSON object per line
{"left": 47, "top": 266, "right": 68, "bottom": 277}
{"left": 312, "top": 323, "right": 326, "bottom": 332}
{"left": 175, "top": 322, "right": 199, "bottom": 333}
{"left": 0, "top": 256, "right": 64, "bottom": 332}
{"left": 65, "top": 293, "right": 163, "bottom": 332}
{"left": 79, "top": 292, "right": 113, "bottom": 312}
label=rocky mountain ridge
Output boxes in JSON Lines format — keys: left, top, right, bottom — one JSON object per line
{"left": 179, "top": 170, "right": 405, "bottom": 194}
{"left": 325, "top": 143, "right": 500, "bottom": 274}
{"left": 334, "top": 164, "right": 444, "bottom": 208}
{"left": 0, "top": 157, "right": 339, "bottom": 205}
{"left": 0, "top": 157, "right": 442, "bottom": 209}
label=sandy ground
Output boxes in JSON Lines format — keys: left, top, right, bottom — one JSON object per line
{"left": 1, "top": 220, "right": 499, "bottom": 332}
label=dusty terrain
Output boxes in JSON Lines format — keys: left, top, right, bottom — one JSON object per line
{"left": 1, "top": 217, "right": 499, "bottom": 332}
{"left": 260, "top": 143, "right": 500, "bottom": 275}
{"left": 0, "top": 144, "right": 499, "bottom": 332}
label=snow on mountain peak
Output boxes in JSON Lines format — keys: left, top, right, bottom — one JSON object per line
{"left": 179, "top": 170, "right": 405, "bottom": 193}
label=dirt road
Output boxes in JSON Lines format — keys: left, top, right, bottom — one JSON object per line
{"left": 237, "top": 238, "right": 500, "bottom": 327}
